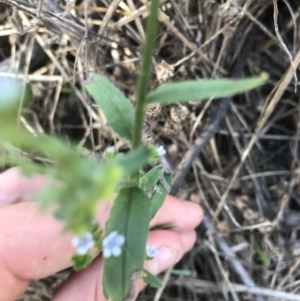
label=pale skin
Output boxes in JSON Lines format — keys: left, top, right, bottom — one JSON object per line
{"left": 0, "top": 168, "right": 203, "bottom": 301}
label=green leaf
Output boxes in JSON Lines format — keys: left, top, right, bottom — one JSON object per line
{"left": 171, "top": 269, "right": 197, "bottom": 277}
{"left": 103, "top": 279, "right": 109, "bottom": 300}
{"left": 146, "top": 73, "right": 268, "bottom": 105}
{"left": 103, "top": 187, "right": 150, "bottom": 301}
{"left": 254, "top": 243, "right": 270, "bottom": 265}
{"left": 72, "top": 254, "right": 93, "bottom": 271}
{"left": 85, "top": 74, "right": 134, "bottom": 141}
{"left": 150, "top": 173, "right": 172, "bottom": 219}
{"left": 138, "top": 166, "right": 172, "bottom": 219}
{"left": 116, "top": 147, "right": 151, "bottom": 174}
{"left": 61, "top": 86, "right": 73, "bottom": 94}
{"left": 40, "top": 161, "right": 123, "bottom": 234}
{"left": 0, "top": 126, "right": 81, "bottom": 172}
{"left": 142, "top": 269, "right": 163, "bottom": 288}
{"left": 1, "top": 126, "right": 147, "bottom": 235}
{"left": 139, "top": 165, "right": 164, "bottom": 194}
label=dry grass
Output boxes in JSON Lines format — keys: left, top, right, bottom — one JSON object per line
{"left": 1, "top": 0, "right": 300, "bottom": 300}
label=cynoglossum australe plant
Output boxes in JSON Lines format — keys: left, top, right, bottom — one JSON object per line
{"left": 0, "top": 0, "right": 268, "bottom": 300}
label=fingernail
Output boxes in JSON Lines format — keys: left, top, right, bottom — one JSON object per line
{"left": 150, "top": 246, "right": 178, "bottom": 274}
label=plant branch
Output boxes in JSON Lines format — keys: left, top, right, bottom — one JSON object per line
{"left": 131, "top": 0, "right": 160, "bottom": 149}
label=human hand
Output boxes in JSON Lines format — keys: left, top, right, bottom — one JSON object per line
{"left": 0, "top": 168, "right": 203, "bottom": 301}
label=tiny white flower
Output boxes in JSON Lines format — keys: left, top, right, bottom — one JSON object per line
{"left": 156, "top": 145, "right": 166, "bottom": 156}
{"left": 106, "top": 146, "right": 116, "bottom": 153}
{"left": 102, "top": 231, "right": 125, "bottom": 258}
{"left": 72, "top": 232, "right": 95, "bottom": 255}
{"left": 146, "top": 245, "right": 157, "bottom": 259}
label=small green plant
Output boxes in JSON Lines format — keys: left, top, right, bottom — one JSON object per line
{"left": 0, "top": 0, "right": 268, "bottom": 300}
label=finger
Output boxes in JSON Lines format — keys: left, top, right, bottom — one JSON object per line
{"left": 0, "top": 201, "right": 113, "bottom": 301}
{"left": 135, "top": 230, "right": 196, "bottom": 296}
{"left": 0, "top": 170, "right": 202, "bottom": 300}
{"left": 51, "top": 255, "right": 105, "bottom": 301}
{"left": 0, "top": 170, "right": 202, "bottom": 233}
{"left": 0, "top": 196, "right": 199, "bottom": 282}
{"left": 0, "top": 201, "right": 111, "bottom": 281}
{"left": 52, "top": 229, "right": 196, "bottom": 301}
{"left": 150, "top": 195, "right": 203, "bottom": 232}
{"left": 0, "top": 168, "right": 202, "bottom": 232}
{"left": 143, "top": 229, "right": 196, "bottom": 274}
{"left": 0, "top": 168, "right": 48, "bottom": 206}
{"left": 0, "top": 269, "right": 29, "bottom": 301}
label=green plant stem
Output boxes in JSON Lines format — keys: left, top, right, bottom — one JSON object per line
{"left": 131, "top": 0, "right": 160, "bottom": 150}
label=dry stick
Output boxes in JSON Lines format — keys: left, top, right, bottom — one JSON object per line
{"left": 282, "top": 0, "right": 298, "bottom": 57}
{"left": 204, "top": 237, "right": 240, "bottom": 301}
{"left": 153, "top": 264, "right": 172, "bottom": 301}
{"left": 214, "top": 45, "right": 300, "bottom": 225}
{"left": 92, "top": 0, "right": 122, "bottom": 71}
{"left": 272, "top": 0, "right": 297, "bottom": 92}
{"left": 170, "top": 21, "right": 259, "bottom": 195}
{"left": 165, "top": 20, "right": 266, "bottom": 301}
{"left": 174, "top": 278, "right": 300, "bottom": 301}
{"left": 155, "top": 208, "right": 266, "bottom": 300}
{"left": 173, "top": 20, "right": 300, "bottom": 301}
{"left": 0, "top": 0, "right": 126, "bottom": 64}
{"left": 202, "top": 215, "right": 265, "bottom": 301}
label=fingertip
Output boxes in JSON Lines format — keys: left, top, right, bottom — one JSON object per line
{"left": 135, "top": 230, "right": 197, "bottom": 295}
{"left": 151, "top": 196, "right": 204, "bottom": 231}
{"left": 186, "top": 201, "right": 204, "bottom": 227}
{"left": 145, "top": 230, "right": 195, "bottom": 275}
{"left": 180, "top": 230, "right": 197, "bottom": 252}
{"left": 166, "top": 195, "right": 203, "bottom": 221}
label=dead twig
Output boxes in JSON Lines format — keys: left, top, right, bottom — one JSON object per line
{"left": 174, "top": 277, "right": 300, "bottom": 300}
{"left": 170, "top": 17, "right": 262, "bottom": 195}
{"left": 0, "top": 0, "right": 122, "bottom": 52}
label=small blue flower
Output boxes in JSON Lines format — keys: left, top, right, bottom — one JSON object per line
{"left": 102, "top": 231, "right": 125, "bottom": 258}
{"left": 72, "top": 232, "right": 95, "bottom": 255}
{"left": 157, "top": 145, "right": 166, "bottom": 156}
{"left": 146, "top": 245, "right": 157, "bottom": 259}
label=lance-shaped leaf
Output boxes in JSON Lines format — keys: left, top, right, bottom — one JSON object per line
{"left": 142, "top": 269, "right": 163, "bottom": 288}
{"left": 146, "top": 73, "right": 268, "bottom": 105}
{"left": 254, "top": 243, "right": 270, "bottom": 265}
{"left": 139, "top": 165, "right": 164, "bottom": 194}
{"left": 85, "top": 74, "right": 134, "bottom": 141}
{"left": 139, "top": 166, "right": 172, "bottom": 219}
{"left": 103, "top": 187, "right": 150, "bottom": 301}
{"left": 150, "top": 173, "right": 172, "bottom": 219}
{"left": 116, "top": 147, "right": 151, "bottom": 174}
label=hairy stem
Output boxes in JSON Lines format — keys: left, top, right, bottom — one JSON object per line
{"left": 131, "top": 0, "right": 160, "bottom": 149}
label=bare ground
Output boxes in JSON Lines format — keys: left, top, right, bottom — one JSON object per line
{"left": 1, "top": 0, "right": 300, "bottom": 300}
